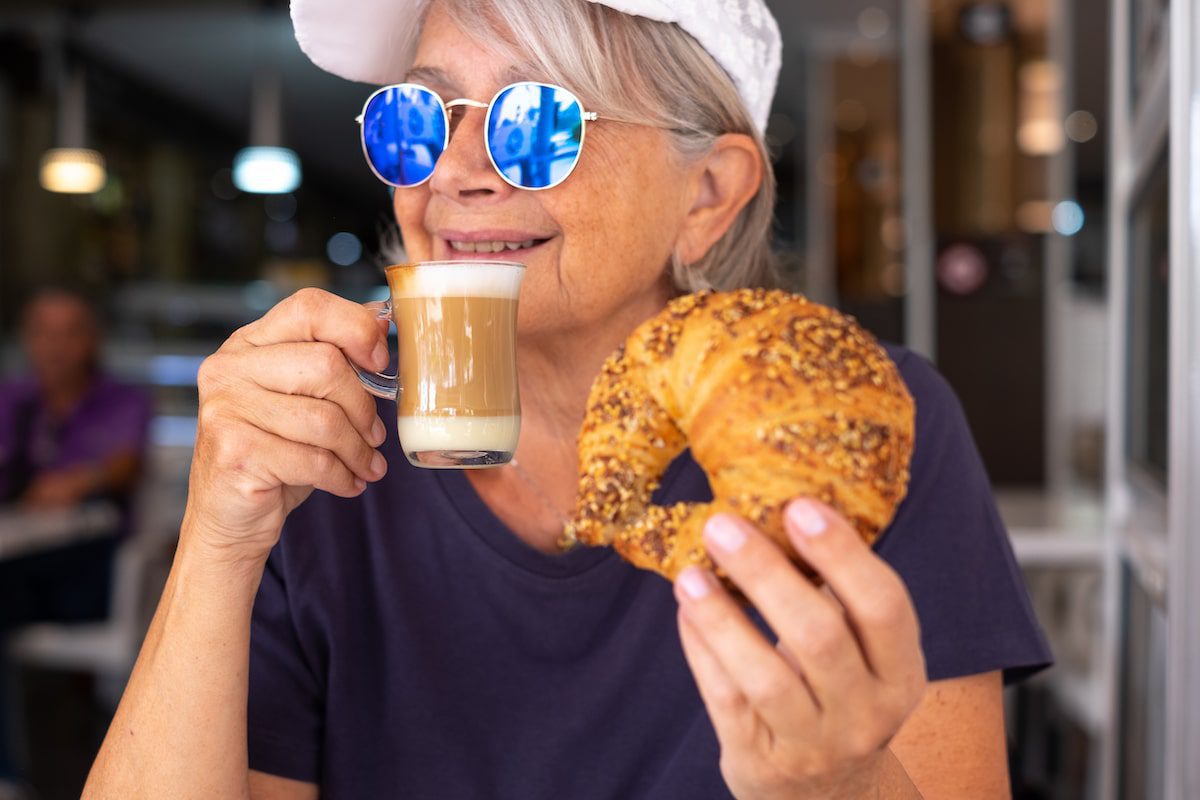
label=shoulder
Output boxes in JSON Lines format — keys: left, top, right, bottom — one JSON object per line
{"left": 880, "top": 343, "right": 961, "bottom": 421}
{"left": 879, "top": 343, "right": 981, "bottom": 483}
{"left": 872, "top": 340, "right": 999, "bottom": 552}
{"left": 873, "top": 343, "right": 1052, "bottom": 681}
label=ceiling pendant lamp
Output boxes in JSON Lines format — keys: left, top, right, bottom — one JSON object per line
{"left": 233, "top": 69, "right": 302, "bottom": 194}
{"left": 39, "top": 66, "right": 107, "bottom": 194}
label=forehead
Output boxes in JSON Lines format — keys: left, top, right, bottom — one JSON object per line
{"left": 403, "top": 64, "right": 539, "bottom": 97}
{"left": 407, "top": 4, "right": 546, "bottom": 96}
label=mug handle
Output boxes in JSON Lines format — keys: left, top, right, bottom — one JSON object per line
{"left": 352, "top": 301, "right": 399, "bottom": 400}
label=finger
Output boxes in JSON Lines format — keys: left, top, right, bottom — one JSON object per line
{"left": 784, "top": 499, "right": 924, "bottom": 684}
{"left": 230, "top": 288, "right": 389, "bottom": 373}
{"left": 675, "top": 566, "right": 818, "bottom": 737}
{"left": 214, "top": 342, "right": 387, "bottom": 447}
{"left": 220, "top": 421, "right": 368, "bottom": 499}
{"left": 702, "top": 514, "right": 873, "bottom": 704}
{"left": 236, "top": 388, "right": 387, "bottom": 483}
{"left": 677, "top": 609, "right": 757, "bottom": 749}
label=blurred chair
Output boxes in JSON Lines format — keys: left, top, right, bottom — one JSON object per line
{"left": 6, "top": 443, "right": 188, "bottom": 708}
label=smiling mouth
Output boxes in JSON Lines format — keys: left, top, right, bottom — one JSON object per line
{"left": 446, "top": 237, "right": 550, "bottom": 254}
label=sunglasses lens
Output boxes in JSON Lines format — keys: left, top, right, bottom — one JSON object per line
{"left": 487, "top": 83, "right": 583, "bottom": 189}
{"left": 362, "top": 85, "right": 447, "bottom": 186}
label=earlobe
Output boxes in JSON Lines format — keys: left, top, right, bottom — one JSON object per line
{"left": 674, "top": 133, "right": 764, "bottom": 266}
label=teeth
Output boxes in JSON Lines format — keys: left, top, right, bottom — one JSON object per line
{"left": 449, "top": 239, "right": 539, "bottom": 253}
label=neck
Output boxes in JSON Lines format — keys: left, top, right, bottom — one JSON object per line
{"left": 516, "top": 339, "right": 604, "bottom": 446}
{"left": 466, "top": 278, "right": 675, "bottom": 553}
{"left": 514, "top": 277, "right": 674, "bottom": 459}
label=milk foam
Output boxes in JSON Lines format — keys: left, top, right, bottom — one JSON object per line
{"left": 398, "top": 415, "right": 520, "bottom": 453}
{"left": 388, "top": 263, "right": 523, "bottom": 300}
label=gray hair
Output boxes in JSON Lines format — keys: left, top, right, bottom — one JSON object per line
{"left": 383, "top": 0, "right": 779, "bottom": 292}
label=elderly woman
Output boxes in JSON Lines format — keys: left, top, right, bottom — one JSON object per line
{"left": 85, "top": 0, "right": 1049, "bottom": 797}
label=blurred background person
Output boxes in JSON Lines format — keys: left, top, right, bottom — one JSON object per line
{"left": 0, "top": 286, "right": 152, "bottom": 792}
{"left": 0, "top": 287, "right": 151, "bottom": 510}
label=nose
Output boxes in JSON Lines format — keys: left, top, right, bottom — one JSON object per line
{"left": 428, "top": 106, "right": 515, "bottom": 203}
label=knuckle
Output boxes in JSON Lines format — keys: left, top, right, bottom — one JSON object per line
{"left": 743, "top": 670, "right": 791, "bottom": 707}
{"left": 230, "top": 468, "right": 264, "bottom": 499}
{"left": 708, "top": 683, "right": 747, "bottom": 715}
{"left": 700, "top": 605, "right": 738, "bottom": 638}
{"left": 209, "top": 423, "right": 249, "bottom": 468}
{"left": 352, "top": 311, "right": 380, "bottom": 350}
{"left": 353, "top": 393, "right": 380, "bottom": 426}
{"left": 197, "top": 394, "right": 232, "bottom": 435}
{"left": 308, "top": 403, "right": 344, "bottom": 440}
{"left": 860, "top": 586, "right": 907, "bottom": 629}
{"left": 799, "top": 618, "right": 845, "bottom": 666}
{"left": 314, "top": 341, "right": 345, "bottom": 375}
{"left": 196, "top": 353, "right": 227, "bottom": 395}
{"left": 291, "top": 286, "right": 329, "bottom": 316}
{"left": 845, "top": 725, "right": 886, "bottom": 761}
{"left": 310, "top": 448, "right": 339, "bottom": 477}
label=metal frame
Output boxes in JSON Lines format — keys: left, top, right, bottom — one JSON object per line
{"left": 804, "top": 51, "right": 836, "bottom": 306}
{"left": 1101, "top": 0, "right": 1135, "bottom": 794}
{"left": 1105, "top": 0, "right": 1199, "bottom": 796}
{"left": 900, "top": 0, "right": 934, "bottom": 360}
{"left": 1166, "top": 0, "right": 1200, "bottom": 794}
{"left": 1043, "top": 0, "right": 1076, "bottom": 497}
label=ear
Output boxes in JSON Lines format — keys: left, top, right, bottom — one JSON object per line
{"left": 673, "top": 133, "right": 764, "bottom": 266}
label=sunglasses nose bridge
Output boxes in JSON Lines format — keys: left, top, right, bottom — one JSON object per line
{"left": 428, "top": 102, "right": 515, "bottom": 198}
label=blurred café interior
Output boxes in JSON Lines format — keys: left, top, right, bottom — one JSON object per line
{"left": 0, "top": 0, "right": 1198, "bottom": 797}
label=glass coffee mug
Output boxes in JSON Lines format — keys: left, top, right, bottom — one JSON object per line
{"left": 354, "top": 260, "right": 524, "bottom": 469}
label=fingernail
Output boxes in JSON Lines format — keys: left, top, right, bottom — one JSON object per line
{"left": 704, "top": 514, "right": 747, "bottom": 552}
{"left": 371, "top": 416, "right": 386, "bottom": 446}
{"left": 372, "top": 341, "right": 389, "bottom": 371}
{"left": 354, "top": 478, "right": 366, "bottom": 493}
{"left": 788, "top": 499, "right": 827, "bottom": 536}
{"left": 677, "top": 567, "right": 712, "bottom": 600}
{"left": 370, "top": 451, "right": 387, "bottom": 479}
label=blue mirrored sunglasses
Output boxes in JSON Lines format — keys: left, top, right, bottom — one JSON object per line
{"left": 357, "top": 81, "right": 638, "bottom": 191}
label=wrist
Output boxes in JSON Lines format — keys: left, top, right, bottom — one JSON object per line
{"left": 178, "top": 511, "right": 276, "bottom": 577}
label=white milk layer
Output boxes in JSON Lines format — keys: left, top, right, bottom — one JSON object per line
{"left": 389, "top": 263, "right": 523, "bottom": 300}
{"left": 398, "top": 415, "right": 520, "bottom": 453}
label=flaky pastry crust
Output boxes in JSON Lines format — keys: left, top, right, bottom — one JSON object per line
{"left": 567, "top": 288, "right": 916, "bottom": 584}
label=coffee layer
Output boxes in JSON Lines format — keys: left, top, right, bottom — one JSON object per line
{"left": 387, "top": 263, "right": 523, "bottom": 300}
{"left": 394, "top": 295, "right": 520, "bottom": 419}
{"left": 398, "top": 415, "right": 520, "bottom": 453}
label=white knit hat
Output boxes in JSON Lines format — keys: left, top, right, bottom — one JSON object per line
{"left": 290, "top": 0, "right": 782, "bottom": 133}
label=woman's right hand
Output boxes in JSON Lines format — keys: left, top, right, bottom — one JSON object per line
{"left": 183, "top": 287, "right": 391, "bottom": 564}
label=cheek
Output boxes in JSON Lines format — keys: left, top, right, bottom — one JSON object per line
{"left": 392, "top": 189, "right": 433, "bottom": 259}
{"left": 559, "top": 138, "right": 686, "bottom": 272}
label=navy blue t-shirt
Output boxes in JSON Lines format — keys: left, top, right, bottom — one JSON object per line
{"left": 247, "top": 345, "right": 1051, "bottom": 797}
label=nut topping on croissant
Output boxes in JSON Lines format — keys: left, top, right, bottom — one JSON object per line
{"left": 567, "top": 288, "right": 916, "bottom": 585}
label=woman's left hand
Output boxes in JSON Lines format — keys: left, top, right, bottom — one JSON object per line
{"left": 674, "top": 498, "right": 927, "bottom": 800}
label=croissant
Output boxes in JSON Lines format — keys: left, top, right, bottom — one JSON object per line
{"left": 567, "top": 288, "right": 916, "bottom": 584}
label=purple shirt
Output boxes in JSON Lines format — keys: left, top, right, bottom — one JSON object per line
{"left": 248, "top": 345, "right": 1051, "bottom": 797}
{"left": 0, "top": 375, "right": 153, "bottom": 504}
